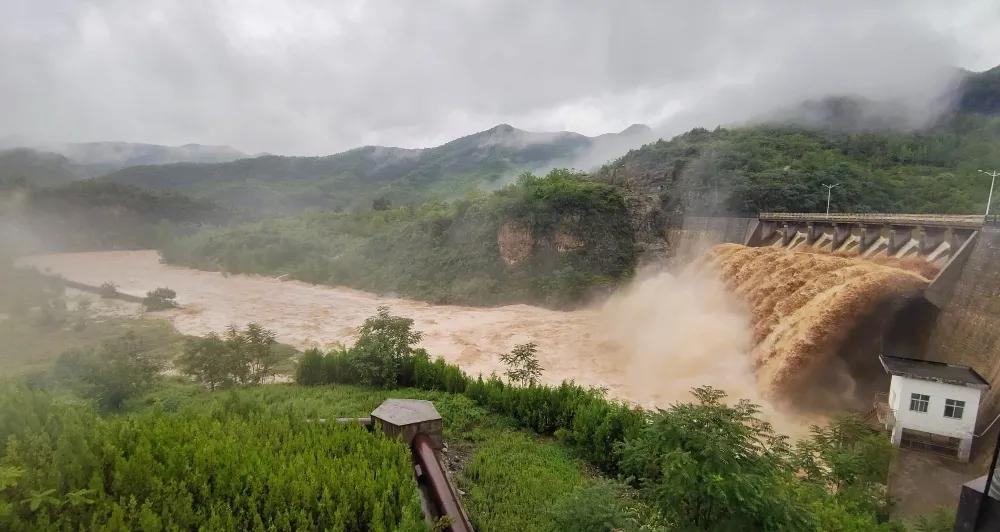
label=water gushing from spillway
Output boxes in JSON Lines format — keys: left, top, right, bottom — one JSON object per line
{"left": 699, "top": 243, "right": 931, "bottom": 411}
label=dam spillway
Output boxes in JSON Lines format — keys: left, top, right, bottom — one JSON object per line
{"left": 677, "top": 214, "right": 1000, "bottom": 451}
{"left": 701, "top": 243, "right": 929, "bottom": 410}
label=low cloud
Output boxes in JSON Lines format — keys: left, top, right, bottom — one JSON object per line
{"left": 0, "top": 0, "right": 997, "bottom": 156}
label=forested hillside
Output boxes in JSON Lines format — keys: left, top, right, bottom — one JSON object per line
{"left": 596, "top": 114, "right": 999, "bottom": 249}
{"left": 46, "top": 141, "right": 247, "bottom": 176}
{"left": 163, "top": 169, "right": 635, "bottom": 307}
{"left": 0, "top": 180, "right": 226, "bottom": 253}
{"left": 0, "top": 149, "right": 78, "bottom": 187}
{"left": 102, "top": 124, "right": 653, "bottom": 214}
{"left": 598, "top": 66, "right": 1000, "bottom": 231}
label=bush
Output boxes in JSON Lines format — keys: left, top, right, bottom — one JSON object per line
{"left": 97, "top": 282, "right": 118, "bottom": 298}
{"left": 51, "top": 332, "right": 163, "bottom": 410}
{"left": 294, "top": 348, "right": 326, "bottom": 386}
{"left": 142, "top": 287, "right": 177, "bottom": 311}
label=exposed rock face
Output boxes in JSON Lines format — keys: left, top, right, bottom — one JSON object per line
{"left": 553, "top": 231, "right": 584, "bottom": 252}
{"left": 497, "top": 221, "right": 533, "bottom": 266}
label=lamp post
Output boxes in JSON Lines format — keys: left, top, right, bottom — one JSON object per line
{"left": 822, "top": 183, "right": 839, "bottom": 216}
{"left": 978, "top": 169, "right": 998, "bottom": 218}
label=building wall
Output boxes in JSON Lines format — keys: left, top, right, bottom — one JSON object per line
{"left": 889, "top": 375, "right": 982, "bottom": 440}
{"left": 925, "top": 226, "right": 1000, "bottom": 440}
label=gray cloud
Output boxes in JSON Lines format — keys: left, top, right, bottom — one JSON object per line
{"left": 1, "top": 0, "right": 998, "bottom": 156}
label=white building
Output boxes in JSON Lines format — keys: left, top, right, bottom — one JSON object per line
{"left": 879, "top": 355, "right": 990, "bottom": 462}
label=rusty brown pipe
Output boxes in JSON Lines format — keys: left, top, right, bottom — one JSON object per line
{"left": 412, "top": 433, "right": 473, "bottom": 532}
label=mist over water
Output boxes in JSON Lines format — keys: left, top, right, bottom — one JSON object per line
{"left": 21, "top": 243, "right": 928, "bottom": 435}
{"left": 601, "top": 263, "right": 756, "bottom": 403}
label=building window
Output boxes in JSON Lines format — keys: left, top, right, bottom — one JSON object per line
{"left": 910, "top": 393, "right": 929, "bottom": 413}
{"left": 944, "top": 399, "right": 965, "bottom": 419}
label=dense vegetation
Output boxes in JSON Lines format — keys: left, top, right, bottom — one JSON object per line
{"left": 0, "top": 385, "right": 426, "bottom": 531}
{"left": 163, "top": 169, "right": 635, "bottom": 307}
{"left": 293, "top": 307, "right": 903, "bottom": 530}
{"left": 0, "top": 180, "right": 226, "bottom": 254}
{"left": 598, "top": 114, "right": 1000, "bottom": 222}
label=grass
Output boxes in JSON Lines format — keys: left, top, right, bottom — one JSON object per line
{"left": 460, "top": 431, "right": 590, "bottom": 531}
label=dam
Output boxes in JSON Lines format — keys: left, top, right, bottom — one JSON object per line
{"left": 674, "top": 213, "right": 1000, "bottom": 454}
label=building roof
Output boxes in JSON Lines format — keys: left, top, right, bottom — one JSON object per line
{"left": 371, "top": 399, "right": 441, "bottom": 426}
{"left": 880, "top": 355, "right": 990, "bottom": 390}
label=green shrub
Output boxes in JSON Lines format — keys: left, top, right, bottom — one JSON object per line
{"left": 97, "top": 282, "right": 117, "bottom": 298}
{"left": 141, "top": 287, "right": 177, "bottom": 311}
{"left": 51, "top": 332, "right": 163, "bottom": 411}
{"left": 295, "top": 348, "right": 326, "bottom": 386}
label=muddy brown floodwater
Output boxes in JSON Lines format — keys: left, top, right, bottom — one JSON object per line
{"left": 22, "top": 249, "right": 817, "bottom": 433}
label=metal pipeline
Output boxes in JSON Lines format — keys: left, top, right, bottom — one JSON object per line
{"left": 412, "top": 433, "right": 473, "bottom": 532}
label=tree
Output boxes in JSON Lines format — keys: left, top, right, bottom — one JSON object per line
{"left": 351, "top": 306, "right": 422, "bottom": 387}
{"left": 53, "top": 332, "right": 162, "bottom": 410}
{"left": 97, "top": 282, "right": 118, "bottom": 298}
{"left": 294, "top": 348, "right": 326, "bottom": 385}
{"left": 142, "top": 287, "right": 177, "bottom": 311}
{"left": 177, "top": 334, "right": 234, "bottom": 390}
{"left": 500, "top": 342, "right": 543, "bottom": 386}
{"left": 178, "top": 324, "right": 284, "bottom": 388}
{"left": 237, "top": 323, "right": 280, "bottom": 384}
{"left": 616, "top": 386, "right": 810, "bottom": 530}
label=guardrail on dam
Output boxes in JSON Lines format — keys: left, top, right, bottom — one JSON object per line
{"left": 749, "top": 212, "right": 982, "bottom": 268}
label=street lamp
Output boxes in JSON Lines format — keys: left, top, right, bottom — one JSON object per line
{"left": 822, "top": 183, "right": 839, "bottom": 216}
{"left": 978, "top": 169, "right": 998, "bottom": 217}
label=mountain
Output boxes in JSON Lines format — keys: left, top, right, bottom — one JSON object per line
{"left": 42, "top": 142, "right": 247, "bottom": 176}
{"left": 0, "top": 148, "right": 79, "bottom": 186}
{"left": 0, "top": 142, "right": 248, "bottom": 186}
{"left": 957, "top": 65, "right": 1000, "bottom": 115}
{"left": 0, "top": 179, "right": 226, "bottom": 253}
{"left": 596, "top": 117, "right": 1000, "bottom": 258}
{"left": 100, "top": 124, "right": 654, "bottom": 214}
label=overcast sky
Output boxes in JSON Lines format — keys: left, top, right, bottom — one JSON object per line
{"left": 1, "top": 0, "right": 998, "bottom": 155}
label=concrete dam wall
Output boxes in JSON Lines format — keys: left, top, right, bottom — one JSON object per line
{"left": 926, "top": 225, "right": 1000, "bottom": 435}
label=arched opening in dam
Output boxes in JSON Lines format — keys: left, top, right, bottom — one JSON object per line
{"left": 702, "top": 243, "right": 940, "bottom": 414}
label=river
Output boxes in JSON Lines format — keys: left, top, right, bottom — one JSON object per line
{"left": 23, "top": 249, "right": 806, "bottom": 429}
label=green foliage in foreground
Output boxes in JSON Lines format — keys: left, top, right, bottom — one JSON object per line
{"left": 296, "top": 331, "right": 902, "bottom": 531}
{"left": 461, "top": 432, "right": 626, "bottom": 532}
{"left": 0, "top": 385, "right": 426, "bottom": 531}
{"left": 1, "top": 377, "right": 643, "bottom": 532}
{"left": 162, "top": 169, "right": 635, "bottom": 308}
{"left": 51, "top": 332, "right": 163, "bottom": 411}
